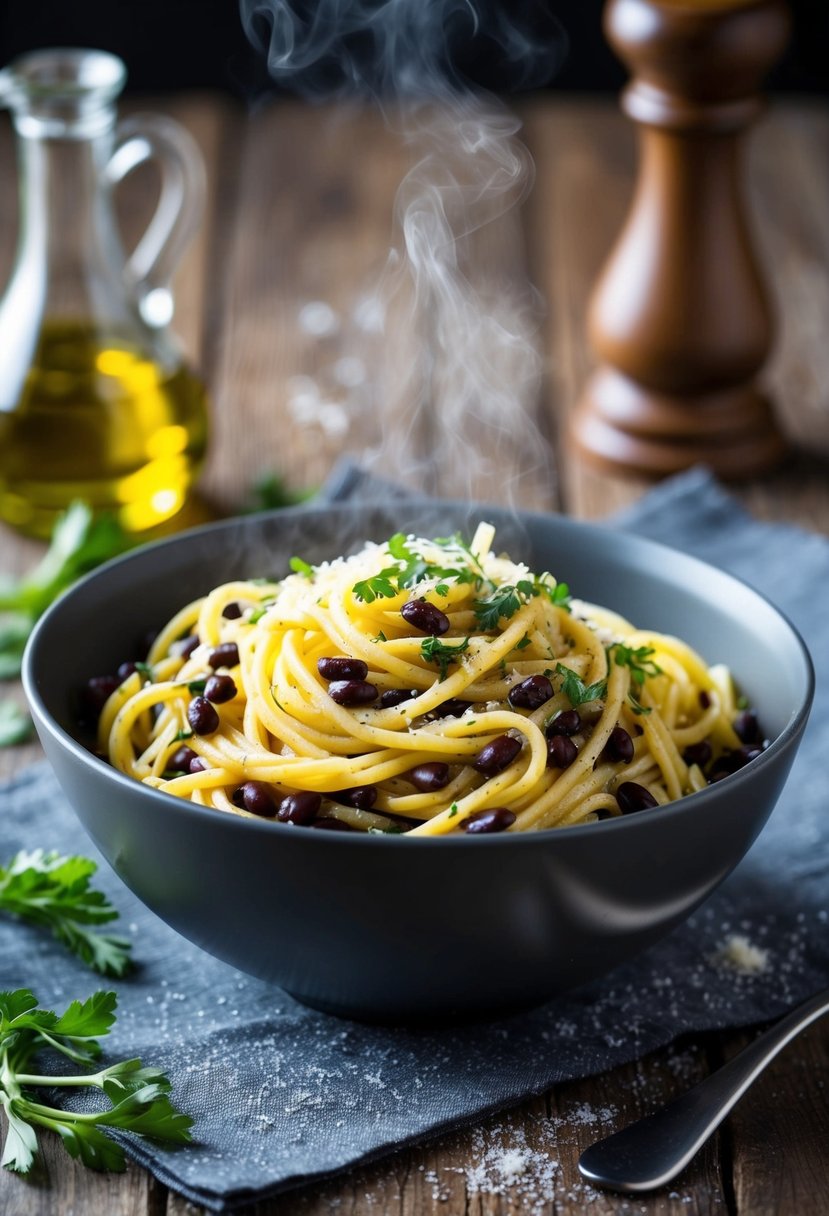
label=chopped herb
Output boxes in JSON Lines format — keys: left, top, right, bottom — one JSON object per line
{"left": 0, "top": 850, "right": 131, "bottom": 976}
{"left": 160, "top": 769, "right": 188, "bottom": 780}
{"left": 448, "top": 803, "right": 459, "bottom": 818}
{"left": 289, "top": 556, "right": 315, "bottom": 579}
{"left": 248, "top": 607, "right": 267, "bottom": 624}
{"left": 173, "top": 729, "right": 193, "bottom": 742}
{"left": 352, "top": 569, "right": 400, "bottom": 603}
{"left": 420, "top": 636, "right": 470, "bottom": 681}
{"left": 609, "top": 643, "right": 662, "bottom": 687}
{"left": 0, "top": 987, "right": 193, "bottom": 1175}
{"left": 0, "top": 703, "right": 32, "bottom": 748}
{"left": 187, "top": 679, "right": 207, "bottom": 694}
{"left": 435, "top": 583, "right": 449, "bottom": 596}
{"left": 548, "top": 580, "right": 572, "bottom": 611}
{"left": 134, "top": 662, "right": 153, "bottom": 682}
{"left": 555, "top": 663, "right": 608, "bottom": 708}
{"left": 515, "top": 634, "right": 531, "bottom": 651}
{"left": 627, "top": 691, "right": 652, "bottom": 716}
{"left": 473, "top": 584, "right": 527, "bottom": 630}
{"left": 373, "top": 630, "right": 387, "bottom": 643}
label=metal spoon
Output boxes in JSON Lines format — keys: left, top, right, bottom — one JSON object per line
{"left": 579, "top": 986, "right": 829, "bottom": 1193}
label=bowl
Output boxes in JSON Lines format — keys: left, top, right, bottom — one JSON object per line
{"left": 22, "top": 501, "right": 814, "bottom": 1021}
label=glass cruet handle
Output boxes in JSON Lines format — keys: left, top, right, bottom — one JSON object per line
{"left": 105, "top": 113, "right": 206, "bottom": 328}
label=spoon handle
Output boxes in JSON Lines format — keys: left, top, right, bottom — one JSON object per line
{"left": 579, "top": 986, "right": 829, "bottom": 1193}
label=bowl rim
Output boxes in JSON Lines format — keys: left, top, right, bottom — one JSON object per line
{"left": 22, "top": 499, "right": 816, "bottom": 849}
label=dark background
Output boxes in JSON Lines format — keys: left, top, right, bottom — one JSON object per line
{"left": 1, "top": 1, "right": 827, "bottom": 97}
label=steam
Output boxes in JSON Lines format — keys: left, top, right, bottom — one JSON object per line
{"left": 240, "top": 0, "right": 565, "bottom": 505}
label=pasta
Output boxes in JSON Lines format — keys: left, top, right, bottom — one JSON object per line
{"left": 91, "top": 524, "right": 765, "bottom": 835}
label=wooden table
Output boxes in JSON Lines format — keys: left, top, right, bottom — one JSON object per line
{"left": 1, "top": 92, "right": 828, "bottom": 1215}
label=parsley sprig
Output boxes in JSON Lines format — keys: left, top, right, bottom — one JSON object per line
{"left": 608, "top": 643, "right": 662, "bottom": 715}
{"left": 555, "top": 663, "right": 608, "bottom": 707}
{"left": 352, "top": 533, "right": 480, "bottom": 604}
{"left": 421, "top": 636, "right": 470, "bottom": 681}
{"left": 0, "top": 851, "right": 132, "bottom": 977}
{"left": 0, "top": 988, "right": 193, "bottom": 1175}
{"left": 473, "top": 576, "right": 570, "bottom": 630}
{"left": 0, "top": 503, "right": 129, "bottom": 721}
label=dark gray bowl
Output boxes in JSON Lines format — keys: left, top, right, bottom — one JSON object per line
{"left": 22, "top": 502, "right": 813, "bottom": 1021}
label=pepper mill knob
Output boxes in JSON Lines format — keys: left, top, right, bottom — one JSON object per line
{"left": 572, "top": 0, "right": 791, "bottom": 479}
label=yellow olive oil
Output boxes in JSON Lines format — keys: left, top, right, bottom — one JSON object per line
{"left": 0, "top": 322, "right": 209, "bottom": 538}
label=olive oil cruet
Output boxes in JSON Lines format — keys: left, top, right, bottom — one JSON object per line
{"left": 0, "top": 48, "right": 209, "bottom": 537}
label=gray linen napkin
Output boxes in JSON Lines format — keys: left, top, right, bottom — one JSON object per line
{"left": 1, "top": 466, "right": 827, "bottom": 1211}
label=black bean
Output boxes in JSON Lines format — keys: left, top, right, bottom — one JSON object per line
{"left": 734, "top": 709, "right": 762, "bottom": 744}
{"left": 169, "top": 745, "right": 198, "bottom": 771}
{"left": 379, "top": 688, "right": 417, "bottom": 708}
{"left": 603, "top": 725, "right": 634, "bottom": 764}
{"left": 546, "top": 709, "right": 581, "bottom": 736}
{"left": 318, "top": 656, "right": 368, "bottom": 682}
{"left": 332, "top": 786, "right": 377, "bottom": 809}
{"left": 204, "top": 673, "right": 237, "bottom": 704}
{"left": 710, "top": 744, "right": 763, "bottom": 780}
{"left": 278, "top": 791, "right": 322, "bottom": 824}
{"left": 407, "top": 762, "right": 451, "bottom": 791}
{"left": 547, "top": 734, "right": 578, "bottom": 769}
{"left": 430, "top": 698, "right": 472, "bottom": 719}
{"left": 79, "top": 674, "right": 120, "bottom": 721}
{"left": 117, "top": 661, "right": 138, "bottom": 681}
{"left": 616, "top": 782, "right": 659, "bottom": 814}
{"left": 310, "top": 817, "right": 356, "bottom": 831}
{"left": 473, "top": 734, "right": 522, "bottom": 776}
{"left": 401, "top": 598, "right": 449, "bottom": 636}
{"left": 187, "top": 696, "right": 219, "bottom": 736}
{"left": 508, "top": 675, "right": 554, "bottom": 711}
{"left": 222, "top": 601, "right": 242, "bottom": 619}
{"left": 463, "top": 807, "right": 516, "bottom": 834}
{"left": 208, "top": 642, "right": 239, "bottom": 670}
{"left": 237, "top": 781, "right": 277, "bottom": 818}
{"left": 328, "top": 680, "right": 378, "bottom": 706}
{"left": 683, "top": 740, "right": 712, "bottom": 768}
{"left": 190, "top": 756, "right": 208, "bottom": 773}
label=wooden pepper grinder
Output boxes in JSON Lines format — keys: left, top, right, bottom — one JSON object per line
{"left": 572, "top": 0, "right": 791, "bottom": 479}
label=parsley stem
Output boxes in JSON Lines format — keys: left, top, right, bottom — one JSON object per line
{"left": 16, "top": 1072, "right": 104, "bottom": 1088}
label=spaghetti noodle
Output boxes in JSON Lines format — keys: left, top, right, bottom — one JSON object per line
{"left": 92, "top": 524, "right": 764, "bottom": 834}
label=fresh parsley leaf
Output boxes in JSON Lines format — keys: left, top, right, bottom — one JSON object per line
{"left": 420, "top": 636, "right": 470, "bottom": 681}
{"left": 173, "top": 729, "right": 193, "bottom": 742}
{"left": 187, "top": 679, "right": 207, "bottom": 694}
{"left": 555, "top": 663, "right": 607, "bottom": 707}
{"left": 474, "top": 585, "right": 524, "bottom": 630}
{"left": 352, "top": 570, "right": 400, "bottom": 603}
{"left": 134, "top": 661, "right": 153, "bottom": 682}
{"left": 448, "top": 803, "right": 459, "bottom": 818}
{"left": 609, "top": 643, "right": 662, "bottom": 687}
{"left": 515, "top": 634, "right": 531, "bottom": 651}
{"left": 0, "top": 702, "right": 32, "bottom": 748}
{"left": 548, "top": 580, "right": 572, "bottom": 611}
{"left": 0, "top": 502, "right": 129, "bottom": 622}
{"left": 0, "top": 988, "right": 193, "bottom": 1175}
{"left": 0, "top": 850, "right": 131, "bottom": 977}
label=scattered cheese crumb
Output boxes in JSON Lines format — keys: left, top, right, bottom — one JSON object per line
{"left": 711, "top": 933, "right": 769, "bottom": 975}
